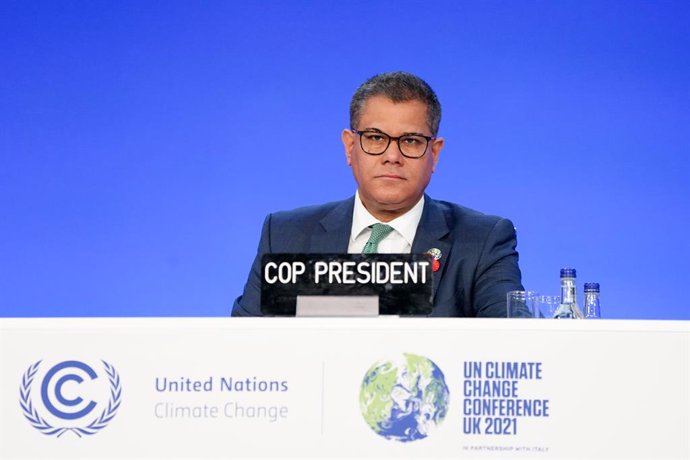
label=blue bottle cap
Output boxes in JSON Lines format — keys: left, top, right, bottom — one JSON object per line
{"left": 560, "top": 268, "right": 576, "bottom": 278}
{"left": 584, "top": 282, "right": 600, "bottom": 292}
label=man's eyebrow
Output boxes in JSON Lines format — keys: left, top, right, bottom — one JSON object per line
{"left": 362, "top": 128, "right": 429, "bottom": 137}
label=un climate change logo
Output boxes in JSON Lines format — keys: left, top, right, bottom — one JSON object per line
{"left": 19, "top": 360, "right": 122, "bottom": 437}
{"left": 359, "top": 353, "right": 449, "bottom": 442}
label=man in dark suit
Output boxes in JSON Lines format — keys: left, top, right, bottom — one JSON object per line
{"left": 232, "top": 71, "right": 523, "bottom": 317}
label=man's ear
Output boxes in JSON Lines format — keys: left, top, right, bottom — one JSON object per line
{"left": 342, "top": 129, "right": 355, "bottom": 166}
{"left": 430, "top": 137, "right": 444, "bottom": 172}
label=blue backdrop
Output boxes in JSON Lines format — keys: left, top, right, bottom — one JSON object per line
{"left": 1, "top": 0, "right": 688, "bottom": 319}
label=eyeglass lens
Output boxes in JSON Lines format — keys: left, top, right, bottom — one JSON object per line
{"left": 359, "top": 132, "right": 428, "bottom": 158}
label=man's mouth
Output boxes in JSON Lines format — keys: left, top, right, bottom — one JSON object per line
{"left": 376, "top": 174, "right": 406, "bottom": 180}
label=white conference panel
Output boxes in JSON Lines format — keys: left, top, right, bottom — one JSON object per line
{"left": 0, "top": 318, "right": 688, "bottom": 459}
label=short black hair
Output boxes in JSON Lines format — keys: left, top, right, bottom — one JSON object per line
{"left": 350, "top": 71, "right": 442, "bottom": 136}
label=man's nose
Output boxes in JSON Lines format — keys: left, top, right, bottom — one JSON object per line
{"left": 381, "top": 138, "right": 404, "bottom": 162}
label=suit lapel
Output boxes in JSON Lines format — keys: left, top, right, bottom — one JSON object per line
{"left": 411, "top": 196, "right": 451, "bottom": 297}
{"left": 309, "top": 197, "right": 354, "bottom": 253}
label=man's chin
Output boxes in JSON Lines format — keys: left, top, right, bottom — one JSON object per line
{"left": 370, "top": 195, "right": 405, "bottom": 208}
{"left": 370, "top": 195, "right": 417, "bottom": 213}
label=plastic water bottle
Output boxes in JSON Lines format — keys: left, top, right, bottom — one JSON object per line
{"left": 583, "top": 283, "right": 601, "bottom": 319}
{"left": 554, "top": 268, "right": 583, "bottom": 319}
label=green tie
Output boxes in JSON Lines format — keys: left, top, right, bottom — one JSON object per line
{"left": 362, "top": 224, "right": 394, "bottom": 254}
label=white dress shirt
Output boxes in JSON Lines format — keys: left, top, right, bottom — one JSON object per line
{"left": 347, "top": 191, "right": 425, "bottom": 254}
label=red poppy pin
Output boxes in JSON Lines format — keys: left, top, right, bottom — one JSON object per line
{"left": 426, "top": 248, "right": 442, "bottom": 272}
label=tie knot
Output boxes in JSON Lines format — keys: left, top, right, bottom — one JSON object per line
{"left": 362, "top": 223, "right": 394, "bottom": 254}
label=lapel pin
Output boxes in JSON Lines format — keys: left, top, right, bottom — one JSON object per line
{"left": 426, "top": 248, "right": 442, "bottom": 272}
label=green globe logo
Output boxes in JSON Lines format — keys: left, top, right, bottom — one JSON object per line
{"left": 359, "top": 353, "right": 449, "bottom": 442}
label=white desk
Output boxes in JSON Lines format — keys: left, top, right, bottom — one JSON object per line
{"left": 1, "top": 318, "right": 688, "bottom": 459}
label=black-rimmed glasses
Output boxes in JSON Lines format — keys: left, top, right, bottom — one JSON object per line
{"left": 352, "top": 129, "right": 435, "bottom": 159}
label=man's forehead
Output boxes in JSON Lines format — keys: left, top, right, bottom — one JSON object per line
{"left": 359, "top": 96, "right": 430, "bottom": 131}
{"left": 361, "top": 94, "right": 427, "bottom": 110}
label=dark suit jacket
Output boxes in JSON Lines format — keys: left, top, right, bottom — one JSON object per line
{"left": 232, "top": 195, "right": 523, "bottom": 317}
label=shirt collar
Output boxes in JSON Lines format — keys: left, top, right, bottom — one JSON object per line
{"left": 350, "top": 191, "right": 425, "bottom": 246}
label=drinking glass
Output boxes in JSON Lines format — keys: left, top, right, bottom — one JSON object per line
{"left": 535, "top": 295, "right": 561, "bottom": 319}
{"left": 506, "top": 291, "right": 540, "bottom": 318}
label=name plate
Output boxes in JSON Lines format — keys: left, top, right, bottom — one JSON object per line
{"left": 260, "top": 254, "right": 433, "bottom": 316}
